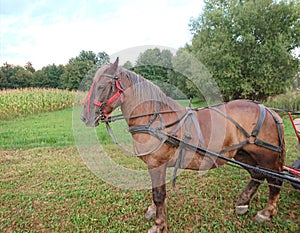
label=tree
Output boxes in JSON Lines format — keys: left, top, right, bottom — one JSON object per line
{"left": 189, "top": 0, "right": 300, "bottom": 101}
{"left": 0, "top": 63, "right": 33, "bottom": 88}
{"left": 60, "top": 50, "right": 110, "bottom": 90}
{"left": 69, "top": 50, "right": 96, "bottom": 66}
{"left": 132, "top": 48, "right": 178, "bottom": 97}
{"left": 95, "top": 51, "right": 110, "bottom": 67}
{"left": 0, "top": 63, "right": 13, "bottom": 89}
{"left": 0, "top": 68, "right": 8, "bottom": 89}
{"left": 69, "top": 50, "right": 110, "bottom": 67}
{"left": 123, "top": 61, "right": 133, "bottom": 69}
{"left": 10, "top": 66, "right": 33, "bottom": 88}
{"left": 24, "top": 62, "right": 35, "bottom": 73}
{"left": 32, "top": 70, "right": 48, "bottom": 88}
{"left": 133, "top": 48, "right": 174, "bottom": 83}
{"left": 42, "top": 64, "right": 64, "bottom": 88}
{"left": 60, "top": 61, "right": 91, "bottom": 90}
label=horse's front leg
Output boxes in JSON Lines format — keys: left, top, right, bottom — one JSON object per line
{"left": 148, "top": 164, "right": 167, "bottom": 233}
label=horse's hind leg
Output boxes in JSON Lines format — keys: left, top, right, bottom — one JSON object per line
{"left": 255, "top": 177, "right": 283, "bottom": 222}
{"left": 235, "top": 173, "right": 264, "bottom": 215}
{"left": 235, "top": 150, "right": 263, "bottom": 215}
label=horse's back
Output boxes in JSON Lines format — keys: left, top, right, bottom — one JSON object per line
{"left": 195, "top": 100, "right": 285, "bottom": 167}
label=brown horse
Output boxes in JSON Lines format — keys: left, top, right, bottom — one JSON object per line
{"left": 81, "top": 58, "right": 285, "bottom": 233}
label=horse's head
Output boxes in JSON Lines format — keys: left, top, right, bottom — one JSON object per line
{"left": 81, "top": 57, "right": 124, "bottom": 126}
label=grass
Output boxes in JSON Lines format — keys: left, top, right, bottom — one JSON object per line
{"left": 1, "top": 147, "right": 299, "bottom": 233}
{"left": 0, "top": 108, "right": 75, "bottom": 149}
{"left": 0, "top": 104, "right": 299, "bottom": 232}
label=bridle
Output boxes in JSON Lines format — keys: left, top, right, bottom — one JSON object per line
{"left": 85, "top": 72, "right": 125, "bottom": 123}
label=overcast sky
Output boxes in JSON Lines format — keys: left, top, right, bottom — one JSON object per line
{"left": 0, "top": 0, "right": 204, "bottom": 69}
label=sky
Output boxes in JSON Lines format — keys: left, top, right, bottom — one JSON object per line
{"left": 0, "top": 0, "right": 204, "bottom": 69}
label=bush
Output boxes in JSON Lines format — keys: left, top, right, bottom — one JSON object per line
{"left": 264, "top": 90, "right": 300, "bottom": 111}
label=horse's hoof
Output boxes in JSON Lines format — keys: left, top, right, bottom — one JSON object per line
{"left": 145, "top": 204, "right": 156, "bottom": 220}
{"left": 148, "top": 225, "right": 158, "bottom": 233}
{"left": 145, "top": 210, "right": 156, "bottom": 220}
{"left": 255, "top": 211, "right": 271, "bottom": 223}
{"left": 235, "top": 205, "right": 249, "bottom": 215}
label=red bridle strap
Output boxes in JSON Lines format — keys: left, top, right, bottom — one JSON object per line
{"left": 93, "top": 79, "right": 124, "bottom": 117}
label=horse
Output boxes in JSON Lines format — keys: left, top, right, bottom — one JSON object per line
{"left": 81, "top": 58, "right": 286, "bottom": 233}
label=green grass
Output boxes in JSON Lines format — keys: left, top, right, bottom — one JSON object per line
{"left": 0, "top": 108, "right": 76, "bottom": 149}
{"left": 0, "top": 106, "right": 299, "bottom": 232}
{"left": 1, "top": 147, "right": 299, "bottom": 233}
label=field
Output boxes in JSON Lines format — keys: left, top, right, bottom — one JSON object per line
{"left": 0, "top": 89, "right": 299, "bottom": 232}
{"left": 0, "top": 89, "right": 79, "bottom": 120}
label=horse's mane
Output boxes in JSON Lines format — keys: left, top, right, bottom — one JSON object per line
{"left": 118, "top": 67, "right": 178, "bottom": 110}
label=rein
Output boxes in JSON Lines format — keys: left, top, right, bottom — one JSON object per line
{"left": 86, "top": 73, "right": 300, "bottom": 188}
{"left": 104, "top": 109, "right": 190, "bottom": 157}
{"left": 104, "top": 106, "right": 300, "bottom": 188}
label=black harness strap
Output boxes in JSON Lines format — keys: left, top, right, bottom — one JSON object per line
{"left": 253, "top": 138, "right": 282, "bottom": 152}
{"left": 172, "top": 111, "right": 193, "bottom": 187}
{"left": 251, "top": 104, "right": 266, "bottom": 137}
{"left": 209, "top": 107, "right": 251, "bottom": 138}
{"left": 219, "top": 141, "right": 249, "bottom": 154}
{"left": 267, "top": 108, "right": 284, "bottom": 148}
{"left": 211, "top": 103, "right": 282, "bottom": 153}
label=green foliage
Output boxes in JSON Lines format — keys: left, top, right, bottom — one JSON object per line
{"left": 131, "top": 48, "right": 199, "bottom": 99}
{"left": 190, "top": 0, "right": 300, "bottom": 101}
{"left": 172, "top": 48, "right": 221, "bottom": 103}
{"left": 265, "top": 90, "right": 300, "bottom": 111}
{"left": 130, "top": 47, "right": 222, "bottom": 102}
{"left": 58, "top": 50, "right": 110, "bottom": 90}
{"left": 42, "top": 64, "right": 65, "bottom": 88}
{"left": 0, "top": 63, "right": 34, "bottom": 89}
{"left": 60, "top": 61, "right": 93, "bottom": 90}
{"left": 0, "top": 51, "right": 110, "bottom": 91}
{"left": 131, "top": 48, "right": 179, "bottom": 98}
{"left": 132, "top": 48, "right": 173, "bottom": 84}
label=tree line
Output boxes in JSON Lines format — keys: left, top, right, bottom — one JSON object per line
{"left": 0, "top": 51, "right": 110, "bottom": 90}
{"left": 1, "top": 0, "right": 299, "bottom": 101}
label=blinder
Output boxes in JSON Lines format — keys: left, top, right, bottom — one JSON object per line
{"left": 93, "top": 73, "right": 125, "bottom": 121}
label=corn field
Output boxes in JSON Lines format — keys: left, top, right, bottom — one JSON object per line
{"left": 0, "top": 88, "right": 82, "bottom": 120}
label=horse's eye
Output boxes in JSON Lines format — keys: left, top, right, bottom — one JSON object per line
{"left": 97, "top": 85, "right": 105, "bottom": 91}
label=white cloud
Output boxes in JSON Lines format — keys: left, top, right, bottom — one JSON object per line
{"left": 0, "top": 0, "right": 204, "bottom": 69}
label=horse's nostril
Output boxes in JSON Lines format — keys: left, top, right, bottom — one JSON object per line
{"left": 80, "top": 115, "right": 87, "bottom": 123}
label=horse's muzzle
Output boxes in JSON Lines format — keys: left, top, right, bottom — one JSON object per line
{"left": 80, "top": 114, "right": 99, "bottom": 127}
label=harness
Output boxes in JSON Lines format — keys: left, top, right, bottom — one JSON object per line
{"left": 85, "top": 73, "right": 125, "bottom": 122}
{"left": 105, "top": 102, "right": 284, "bottom": 187}
{"left": 209, "top": 104, "right": 283, "bottom": 154}
{"left": 86, "top": 72, "right": 298, "bottom": 187}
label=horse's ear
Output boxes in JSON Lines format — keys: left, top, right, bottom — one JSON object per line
{"left": 112, "top": 57, "right": 119, "bottom": 71}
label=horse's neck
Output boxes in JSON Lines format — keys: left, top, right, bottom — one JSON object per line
{"left": 121, "top": 93, "right": 184, "bottom": 127}
{"left": 119, "top": 73, "right": 184, "bottom": 125}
